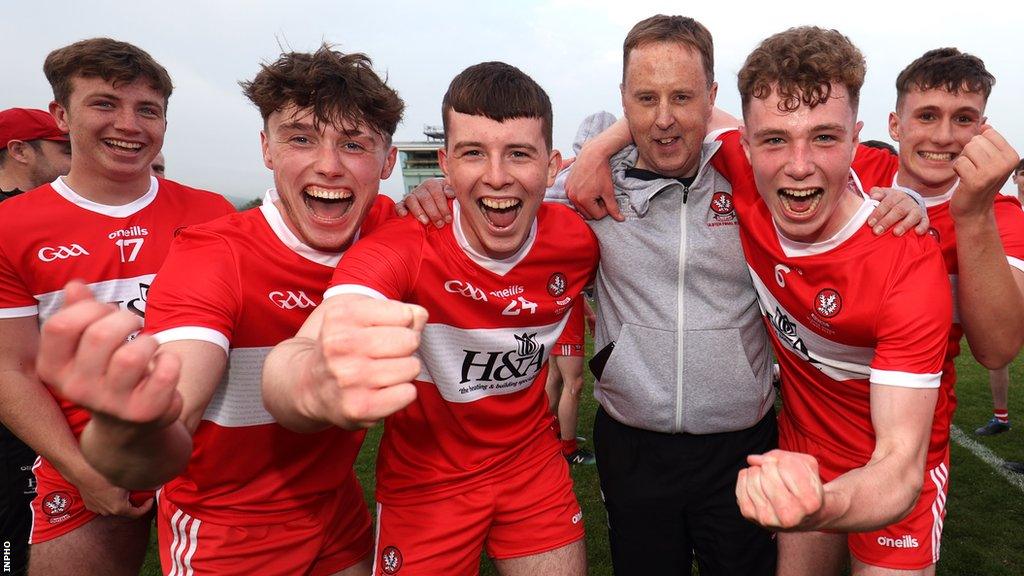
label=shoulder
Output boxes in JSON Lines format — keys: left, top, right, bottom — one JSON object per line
{"left": 156, "top": 179, "right": 236, "bottom": 214}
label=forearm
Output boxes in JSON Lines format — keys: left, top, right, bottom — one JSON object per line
{"left": 582, "top": 117, "right": 632, "bottom": 157}
{"left": 813, "top": 452, "right": 923, "bottom": 532}
{"left": 79, "top": 415, "right": 192, "bottom": 490}
{"left": 955, "top": 213, "right": 1024, "bottom": 367}
{"left": 262, "top": 337, "right": 333, "bottom": 433}
{"left": 0, "top": 371, "right": 89, "bottom": 479}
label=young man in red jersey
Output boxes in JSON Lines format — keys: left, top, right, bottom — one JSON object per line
{"left": 852, "top": 49, "right": 1024, "bottom": 445}
{"left": 34, "top": 46, "right": 404, "bottom": 575}
{"left": 263, "top": 62, "right": 597, "bottom": 576}
{"left": 0, "top": 39, "right": 234, "bottom": 576}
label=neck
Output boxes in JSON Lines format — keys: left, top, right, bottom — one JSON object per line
{"left": 895, "top": 171, "right": 954, "bottom": 198}
{"left": 62, "top": 166, "right": 152, "bottom": 206}
{"left": 0, "top": 169, "right": 32, "bottom": 192}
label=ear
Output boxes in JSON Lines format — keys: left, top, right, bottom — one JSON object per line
{"left": 739, "top": 126, "right": 752, "bottom": 164}
{"left": 852, "top": 120, "right": 863, "bottom": 146}
{"left": 438, "top": 147, "right": 450, "bottom": 178}
{"left": 546, "top": 149, "right": 562, "bottom": 188}
{"left": 887, "top": 111, "right": 900, "bottom": 142}
{"left": 709, "top": 81, "right": 718, "bottom": 106}
{"left": 260, "top": 130, "right": 273, "bottom": 170}
{"left": 379, "top": 146, "right": 398, "bottom": 179}
{"left": 49, "top": 101, "right": 70, "bottom": 133}
{"left": 4, "top": 140, "right": 31, "bottom": 165}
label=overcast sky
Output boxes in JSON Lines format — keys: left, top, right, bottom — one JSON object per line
{"left": 3, "top": 0, "right": 1021, "bottom": 202}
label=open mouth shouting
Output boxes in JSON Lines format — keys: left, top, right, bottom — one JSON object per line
{"left": 778, "top": 187, "right": 823, "bottom": 217}
{"left": 304, "top": 186, "right": 354, "bottom": 221}
{"left": 478, "top": 197, "right": 522, "bottom": 230}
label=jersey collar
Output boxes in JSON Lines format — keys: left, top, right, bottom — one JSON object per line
{"left": 259, "top": 188, "right": 354, "bottom": 267}
{"left": 452, "top": 199, "right": 537, "bottom": 276}
{"left": 51, "top": 175, "right": 158, "bottom": 217}
{"left": 890, "top": 171, "right": 957, "bottom": 208}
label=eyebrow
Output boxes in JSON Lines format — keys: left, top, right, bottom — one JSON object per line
{"left": 452, "top": 141, "right": 540, "bottom": 153}
{"left": 752, "top": 123, "right": 847, "bottom": 139}
{"left": 89, "top": 91, "right": 164, "bottom": 111}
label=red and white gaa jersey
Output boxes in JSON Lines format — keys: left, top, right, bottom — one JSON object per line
{"left": 711, "top": 131, "right": 952, "bottom": 475}
{"left": 326, "top": 200, "right": 599, "bottom": 505}
{"left": 853, "top": 146, "right": 1024, "bottom": 461}
{"left": 145, "top": 190, "right": 393, "bottom": 524}
{"left": 0, "top": 177, "right": 234, "bottom": 435}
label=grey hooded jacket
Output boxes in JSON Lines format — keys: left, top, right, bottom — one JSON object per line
{"left": 553, "top": 112, "right": 774, "bottom": 434}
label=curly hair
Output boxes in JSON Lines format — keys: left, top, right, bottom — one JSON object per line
{"left": 240, "top": 44, "right": 404, "bottom": 141}
{"left": 738, "top": 26, "right": 865, "bottom": 115}
{"left": 895, "top": 48, "right": 994, "bottom": 110}
{"left": 441, "top": 61, "right": 553, "bottom": 150}
{"left": 44, "top": 38, "right": 173, "bottom": 109}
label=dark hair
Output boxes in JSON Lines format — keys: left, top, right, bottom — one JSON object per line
{"left": 738, "top": 26, "right": 865, "bottom": 115}
{"left": 1015, "top": 159, "right": 1024, "bottom": 176}
{"left": 240, "top": 44, "right": 404, "bottom": 141}
{"left": 862, "top": 140, "right": 897, "bottom": 154}
{"left": 895, "top": 48, "right": 995, "bottom": 110}
{"left": 44, "top": 38, "right": 173, "bottom": 109}
{"left": 441, "top": 62, "right": 553, "bottom": 149}
{"left": 623, "top": 15, "right": 714, "bottom": 87}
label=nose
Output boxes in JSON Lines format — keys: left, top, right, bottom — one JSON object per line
{"left": 314, "top": 143, "right": 346, "bottom": 178}
{"left": 930, "top": 119, "right": 954, "bottom": 146}
{"left": 654, "top": 101, "right": 675, "bottom": 131}
{"left": 113, "top": 107, "right": 140, "bottom": 133}
{"left": 784, "top": 141, "right": 814, "bottom": 180}
{"left": 481, "top": 155, "right": 512, "bottom": 189}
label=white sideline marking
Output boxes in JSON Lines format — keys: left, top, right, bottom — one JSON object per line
{"left": 949, "top": 425, "right": 1024, "bottom": 494}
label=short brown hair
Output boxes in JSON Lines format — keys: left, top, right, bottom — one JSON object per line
{"left": 623, "top": 15, "right": 714, "bottom": 87}
{"left": 44, "top": 38, "right": 173, "bottom": 109}
{"left": 241, "top": 45, "right": 403, "bottom": 143}
{"left": 441, "top": 62, "right": 553, "bottom": 150}
{"left": 738, "top": 27, "right": 865, "bottom": 116}
{"left": 895, "top": 48, "right": 995, "bottom": 110}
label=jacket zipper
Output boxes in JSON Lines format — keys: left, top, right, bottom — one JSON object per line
{"left": 675, "top": 183, "right": 689, "bottom": 431}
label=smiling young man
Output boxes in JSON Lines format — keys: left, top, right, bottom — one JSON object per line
{"left": 851, "top": 49, "right": 1024, "bottom": 444}
{"left": 33, "top": 46, "right": 402, "bottom": 575}
{"left": 711, "top": 28, "right": 965, "bottom": 576}
{"left": 262, "top": 61, "right": 598, "bottom": 576}
{"left": 0, "top": 39, "right": 234, "bottom": 576}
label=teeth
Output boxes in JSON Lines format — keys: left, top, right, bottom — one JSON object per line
{"left": 780, "top": 188, "right": 820, "bottom": 198}
{"left": 305, "top": 187, "right": 351, "bottom": 200}
{"left": 481, "top": 198, "right": 520, "bottom": 210}
{"left": 920, "top": 151, "right": 955, "bottom": 161}
{"left": 105, "top": 139, "right": 142, "bottom": 150}
{"left": 657, "top": 138, "right": 676, "bottom": 144}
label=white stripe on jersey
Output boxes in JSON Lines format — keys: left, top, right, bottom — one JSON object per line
{"left": 33, "top": 274, "right": 155, "bottom": 321}
{"left": 417, "top": 315, "right": 570, "bottom": 403}
{"left": 749, "top": 267, "right": 874, "bottom": 381}
{"left": 0, "top": 304, "right": 39, "bottom": 319}
{"left": 168, "top": 507, "right": 201, "bottom": 576}
{"left": 201, "top": 346, "right": 276, "bottom": 427}
{"left": 325, "top": 284, "right": 388, "bottom": 301}
{"left": 154, "top": 326, "right": 231, "bottom": 355}
{"left": 929, "top": 462, "right": 949, "bottom": 564}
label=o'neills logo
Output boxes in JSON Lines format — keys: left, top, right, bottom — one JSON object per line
{"left": 459, "top": 332, "right": 545, "bottom": 385}
{"left": 107, "top": 225, "right": 149, "bottom": 239}
{"left": 877, "top": 535, "right": 919, "bottom": 549}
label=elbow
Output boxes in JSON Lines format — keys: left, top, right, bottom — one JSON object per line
{"left": 972, "top": 340, "right": 1022, "bottom": 370}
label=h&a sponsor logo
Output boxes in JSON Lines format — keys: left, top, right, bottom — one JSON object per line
{"left": 38, "top": 244, "right": 89, "bottom": 262}
{"left": 445, "top": 279, "right": 488, "bottom": 302}
{"left": 459, "top": 332, "right": 546, "bottom": 387}
{"left": 877, "top": 535, "right": 919, "bottom": 549}
{"left": 380, "top": 545, "right": 403, "bottom": 574}
{"left": 269, "top": 291, "right": 316, "bottom": 310}
{"left": 109, "top": 282, "right": 150, "bottom": 320}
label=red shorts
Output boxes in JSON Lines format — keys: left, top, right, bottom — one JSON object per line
{"left": 553, "top": 300, "right": 584, "bottom": 357}
{"left": 372, "top": 450, "right": 584, "bottom": 575}
{"left": 157, "top": 472, "right": 372, "bottom": 575}
{"left": 848, "top": 451, "right": 949, "bottom": 570}
{"left": 781, "top": 422, "right": 949, "bottom": 570}
{"left": 29, "top": 456, "right": 154, "bottom": 544}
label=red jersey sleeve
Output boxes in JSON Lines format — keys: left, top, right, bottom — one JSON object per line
{"left": 325, "top": 216, "right": 426, "bottom": 302}
{"left": 870, "top": 239, "right": 951, "bottom": 387}
{"left": 0, "top": 239, "right": 36, "bottom": 317}
{"left": 144, "top": 225, "right": 242, "bottom": 351}
{"left": 994, "top": 195, "right": 1024, "bottom": 272}
{"left": 709, "top": 129, "right": 760, "bottom": 211}
{"left": 851, "top": 145, "right": 899, "bottom": 191}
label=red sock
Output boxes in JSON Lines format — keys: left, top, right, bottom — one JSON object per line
{"left": 561, "top": 437, "right": 578, "bottom": 456}
{"left": 995, "top": 410, "right": 1010, "bottom": 423}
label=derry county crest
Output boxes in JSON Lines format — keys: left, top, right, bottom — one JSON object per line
{"left": 380, "top": 546, "right": 403, "bottom": 574}
{"left": 707, "top": 191, "right": 737, "bottom": 226}
{"left": 814, "top": 288, "right": 842, "bottom": 318}
{"left": 547, "top": 272, "right": 567, "bottom": 297}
